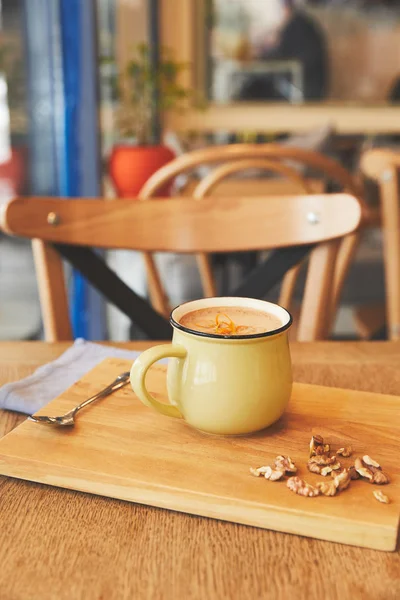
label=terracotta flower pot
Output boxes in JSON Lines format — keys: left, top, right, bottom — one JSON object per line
{"left": 0, "top": 146, "right": 28, "bottom": 194}
{"left": 108, "top": 144, "right": 175, "bottom": 198}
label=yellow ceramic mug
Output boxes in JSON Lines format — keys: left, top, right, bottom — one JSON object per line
{"left": 130, "top": 297, "right": 293, "bottom": 435}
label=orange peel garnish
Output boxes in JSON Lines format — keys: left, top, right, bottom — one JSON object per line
{"left": 193, "top": 312, "right": 252, "bottom": 336}
{"left": 215, "top": 313, "right": 237, "bottom": 335}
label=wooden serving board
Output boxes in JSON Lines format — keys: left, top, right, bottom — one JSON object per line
{"left": 0, "top": 358, "right": 399, "bottom": 551}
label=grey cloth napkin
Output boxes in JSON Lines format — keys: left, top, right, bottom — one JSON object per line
{"left": 0, "top": 339, "right": 141, "bottom": 415}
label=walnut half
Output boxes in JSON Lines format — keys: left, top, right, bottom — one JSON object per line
{"left": 250, "top": 465, "right": 284, "bottom": 481}
{"left": 363, "top": 455, "right": 380, "bottom": 469}
{"left": 333, "top": 469, "right": 351, "bottom": 492}
{"left": 354, "top": 457, "right": 374, "bottom": 481}
{"left": 287, "top": 476, "right": 320, "bottom": 497}
{"left": 354, "top": 457, "right": 390, "bottom": 485}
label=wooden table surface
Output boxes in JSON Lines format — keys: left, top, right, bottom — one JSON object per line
{"left": 1, "top": 341, "right": 400, "bottom": 600}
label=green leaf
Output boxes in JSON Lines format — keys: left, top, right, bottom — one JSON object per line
{"left": 115, "top": 42, "right": 194, "bottom": 142}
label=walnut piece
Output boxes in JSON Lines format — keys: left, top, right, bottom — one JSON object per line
{"left": 333, "top": 469, "right": 351, "bottom": 492}
{"left": 274, "top": 455, "right": 297, "bottom": 474}
{"left": 348, "top": 466, "right": 360, "bottom": 480}
{"left": 264, "top": 466, "right": 285, "bottom": 481}
{"left": 309, "top": 434, "right": 324, "bottom": 457}
{"left": 307, "top": 462, "right": 340, "bottom": 476}
{"left": 370, "top": 468, "right": 390, "bottom": 485}
{"left": 307, "top": 461, "right": 324, "bottom": 474}
{"left": 250, "top": 465, "right": 284, "bottom": 481}
{"left": 363, "top": 455, "right": 380, "bottom": 469}
{"left": 354, "top": 457, "right": 374, "bottom": 481}
{"left": 309, "top": 454, "right": 337, "bottom": 466}
{"left": 287, "top": 476, "right": 320, "bottom": 497}
{"left": 321, "top": 466, "right": 333, "bottom": 476}
{"left": 373, "top": 490, "right": 390, "bottom": 504}
{"left": 250, "top": 466, "right": 270, "bottom": 477}
{"left": 337, "top": 446, "right": 352, "bottom": 458}
{"left": 354, "top": 458, "right": 390, "bottom": 484}
{"left": 313, "top": 444, "right": 331, "bottom": 456}
{"left": 317, "top": 480, "right": 337, "bottom": 496}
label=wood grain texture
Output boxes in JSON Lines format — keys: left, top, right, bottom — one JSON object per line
{"left": 0, "top": 357, "right": 399, "bottom": 552}
{"left": 1, "top": 342, "right": 400, "bottom": 600}
{"left": 2, "top": 194, "right": 362, "bottom": 253}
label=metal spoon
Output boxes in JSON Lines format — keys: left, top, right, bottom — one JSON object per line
{"left": 28, "top": 371, "right": 131, "bottom": 427}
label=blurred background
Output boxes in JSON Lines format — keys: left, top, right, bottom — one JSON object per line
{"left": 1, "top": 0, "right": 399, "bottom": 341}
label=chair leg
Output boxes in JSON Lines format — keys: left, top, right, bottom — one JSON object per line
{"left": 143, "top": 252, "right": 170, "bottom": 317}
{"left": 298, "top": 240, "right": 340, "bottom": 341}
{"left": 196, "top": 253, "right": 217, "bottom": 297}
{"left": 32, "top": 239, "right": 73, "bottom": 341}
{"left": 279, "top": 263, "right": 302, "bottom": 311}
{"left": 381, "top": 170, "right": 400, "bottom": 340}
{"left": 330, "top": 232, "right": 361, "bottom": 331}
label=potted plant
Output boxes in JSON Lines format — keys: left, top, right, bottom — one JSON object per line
{"left": 108, "top": 43, "right": 191, "bottom": 197}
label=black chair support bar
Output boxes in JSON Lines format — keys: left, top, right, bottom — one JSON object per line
{"left": 54, "top": 243, "right": 315, "bottom": 340}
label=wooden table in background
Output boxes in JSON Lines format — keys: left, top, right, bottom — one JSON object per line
{"left": 1, "top": 342, "right": 400, "bottom": 600}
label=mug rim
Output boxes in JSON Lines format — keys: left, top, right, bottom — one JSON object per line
{"left": 170, "top": 297, "right": 293, "bottom": 340}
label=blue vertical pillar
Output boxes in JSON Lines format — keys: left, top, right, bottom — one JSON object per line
{"left": 24, "top": 0, "right": 64, "bottom": 197}
{"left": 59, "top": 0, "right": 105, "bottom": 339}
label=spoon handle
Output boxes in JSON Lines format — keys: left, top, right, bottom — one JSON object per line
{"left": 70, "top": 372, "right": 131, "bottom": 416}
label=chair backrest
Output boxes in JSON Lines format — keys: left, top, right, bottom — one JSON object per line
{"left": 139, "top": 144, "right": 364, "bottom": 198}
{"left": 361, "top": 148, "right": 400, "bottom": 182}
{"left": 1, "top": 193, "right": 362, "bottom": 342}
{"left": 191, "top": 158, "right": 314, "bottom": 308}
{"left": 361, "top": 148, "right": 400, "bottom": 339}
{"left": 138, "top": 144, "right": 365, "bottom": 319}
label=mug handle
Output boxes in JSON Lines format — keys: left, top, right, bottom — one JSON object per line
{"left": 130, "top": 344, "right": 187, "bottom": 419}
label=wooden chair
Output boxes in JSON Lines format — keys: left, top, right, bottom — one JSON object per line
{"left": 361, "top": 148, "right": 400, "bottom": 340}
{"left": 138, "top": 144, "right": 366, "bottom": 322}
{"left": 0, "top": 193, "right": 362, "bottom": 342}
{"left": 192, "top": 158, "right": 312, "bottom": 312}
